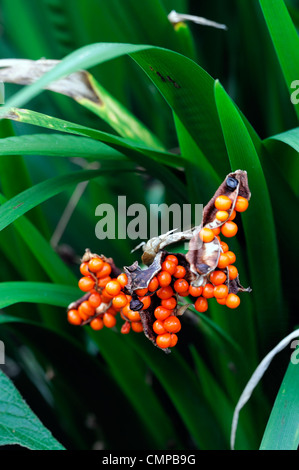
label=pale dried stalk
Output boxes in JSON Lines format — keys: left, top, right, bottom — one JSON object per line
{"left": 168, "top": 10, "right": 227, "bottom": 30}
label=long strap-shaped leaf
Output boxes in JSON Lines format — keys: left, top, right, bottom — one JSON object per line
{"left": 0, "top": 133, "right": 128, "bottom": 159}
{"left": 259, "top": 355, "right": 299, "bottom": 450}
{"left": 0, "top": 166, "right": 145, "bottom": 233}
{"left": 0, "top": 168, "right": 101, "bottom": 232}
{"left": 259, "top": 0, "right": 299, "bottom": 120}
{"left": 231, "top": 328, "right": 299, "bottom": 450}
{"left": 264, "top": 127, "right": 299, "bottom": 152}
{"left": 0, "top": 282, "right": 80, "bottom": 309}
{"left": 1, "top": 108, "right": 187, "bottom": 201}
{"left": 0, "top": 42, "right": 228, "bottom": 175}
{"left": 0, "top": 114, "right": 182, "bottom": 169}
{"left": 0, "top": 193, "right": 76, "bottom": 285}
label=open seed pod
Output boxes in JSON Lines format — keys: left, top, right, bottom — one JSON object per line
{"left": 66, "top": 170, "right": 252, "bottom": 353}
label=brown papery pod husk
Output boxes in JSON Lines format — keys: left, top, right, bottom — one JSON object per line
{"left": 186, "top": 170, "right": 251, "bottom": 286}
{"left": 124, "top": 251, "right": 192, "bottom": 353}
{"left": 122, "top": 170, "right": 251, "bottom": 351}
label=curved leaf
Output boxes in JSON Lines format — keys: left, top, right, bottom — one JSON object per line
{"left": 0, "top": 282, "right": 80, "bottom": 309}
{"left": 1, "top": 41, "right": 229, "bottom": 174}
{"left": 260, "top": 357, "right": 299, "bottom": 450}
{"left": 259, "top": 0, "right": 299, "bottom": 119}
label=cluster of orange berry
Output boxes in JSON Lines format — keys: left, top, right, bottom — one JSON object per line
{"left": 67, "top": 253, "right": 186, "bottom": 349}
{"left": 67, "top": 257, "right": 135, "bottom": 332}
{"left": 136, "top": 254, "right": 185, "bottom": 349}
{"left": 67, "top": 192, "right": 249, "bottom": 351}
{"left": 195, "top": 194, "right": 249, "bottom": 312}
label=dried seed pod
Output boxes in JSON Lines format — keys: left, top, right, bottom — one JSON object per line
{"left": 66, "top": 170, "right": 252, "bottom": 352}
{"left": 140, "top": 229, "right": 194, "bottom": 266}
{"left": 123, "top": 252, "right": 164, "bottom": 294}
{"left": 186, "top": 170, "right": 251, "bottom": 285}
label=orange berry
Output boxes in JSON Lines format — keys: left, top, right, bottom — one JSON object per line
{"left": 212, "top": 226, "right": 221, "bottom": 236}
{"left": 122, "top": 303, "right": 131, "bottom": 316}
{"left": 121, "top": 321, "right": 131, "bottom": 334}
{"left": 194, "top": 297, "right": 208, "bottom": 312}
{"left": 67, "top": 309, "right": 82, "bottom": 325}
{"left": 216, "top": 210, "right": 229, "bottom": 222}
{"left": 153, "top": 319, "right": 167, "bottom": 335}
{"left": 101, "top": 288, "right": 114, "bottom": 303}
{"left": 103, "top": 312, "right": 117, "bottom": 328}
{"left": 154, "top": 306, "right": 172, "bottom": 321}
{"left": 90, "top": 318, "right": 104, "bottom": 330}
{"left": 77, "top": 309, "right": 89, "bottom": 321}
{"left": 105, "top": 279, "right": 122, "bottom": 296}
{"left": 202, "top": 283, "right": 214, "bottom": 298}
{"left": 221, "top": 221, "right": 238, "bottom": 238}
{"left": 217, "top": 253, "right": 230, "bottom": 269}
{"left": 127, "top": 310, "right": 141, "bottom": 322}
{"left": 165, "top": 254, "right": 178, "bottom": 266}
{"left": 214, "top": 284, "right": 229, "bottom": 299}
{"left": 112, "top": 294, "right": 128, "bottom": 310}
{"left": 157, "top": 270, "right": 172, "bottom": 287}
{"left": 97, "top": 262, "right": 112, "bottom": 278}
{"left": 157, "top": 286, "right": 174, "bottom": 300}
{"left": 188, "top": 285, "right": 203, "bottom": 297}
{"left": 78, "top": 301, "right": 95, "bottom": 317}
{"left": 215, "top": 195, "right": 232, "bottom": 211}
{"left": 78, "top": 276, "right": 95, "bottom": 292}
{"left": 106, "top": 307, "right": 118, "bottom": 316}
{"left": 97, "top": 276, "right": 111, "bottom": 288}
{"left": 179, "top": 290, "right": 190, "bottom": 297}
{"left": 199, "top": 227, "right": 215, "bottom": 243}
{"left": 229, "top": 210, "right": 236, "bottom": 221}
{"left": 235, "top": 196, "right": 248, "bottom": 212}
{"left": 162, "top": 260, "right": 177, "bottom": 275}
{"left": 117, "top": 273, "right": 128, "bottom": 288}
{"left": 135, "top": 287, "right": 148, "bottom": 296}
{"left": 139, "top": 295, "right": 151, "bottom": 310}
{"left": 216, "top": 297, "right": 227, "bottom": 305}
{"left": 156, "top": 333, "right": 171, "bottom": 349}
{"left": 173, "top": 265, "right": 186, "bottom": 279}
{"left": 226, "top": 251, "right": 236, "bottom": 265}
{"left": 163, "top": 315, "right": 181, "bottom": 333}
{"left": 228, "top": 265, "right": 238, "bottom": 280}
{"left": 131, "top": 321, "right": 143, "bottom": 333}
{"left": 88, "top": 292, "right": 102, "bottom": 308}
{"left": 220, "top": 241, "right": 229, "bottom": 253}
{"left": 226, "top": 293, "right": 240, "bottom": 309}
{"left": 173, "top": 279, "right": 189, "bottom": 294}
{"left": 148, "top": 276, "right": 159, "bottom": 292}
{"left": 210, "top": 270, "right": 227, "bottom": 286}
{"left": 161, "top": 297, "right": 177, "bottom": 310}
{"left": 80, "top": 262, "right": 90, "bottom": 276}
{"left": 88, "top": 257, "right": 104, "bottom": 273}
{"left": 170, "top": 333, "right": 178, "bottom": 347}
